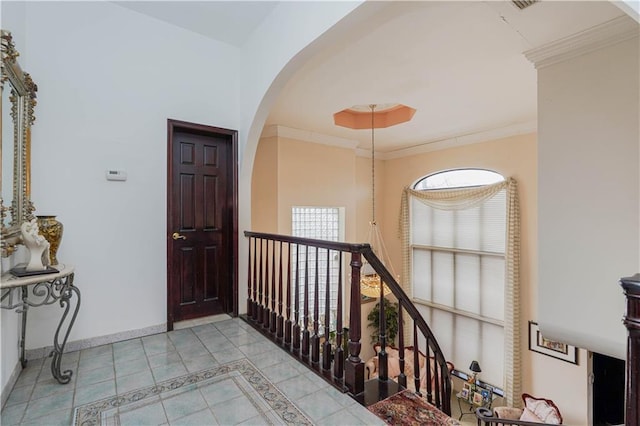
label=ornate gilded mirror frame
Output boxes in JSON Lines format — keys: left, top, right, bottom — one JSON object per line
{"left": 1, "top": 30, "right": 37, "bottom": 257}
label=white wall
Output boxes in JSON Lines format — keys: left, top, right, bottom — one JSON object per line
{"left": 538, "top": 36, "right": 639, "bottom": 360}
{"left": 0, "top": 0, "right": 367, "bottom": 356}
{"left": 17, "top": 1, "right": 241, "bottom": 349}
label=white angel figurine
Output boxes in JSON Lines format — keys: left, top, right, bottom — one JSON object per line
{"left": 20, "top": 218, "right": 51, "bottom": 271}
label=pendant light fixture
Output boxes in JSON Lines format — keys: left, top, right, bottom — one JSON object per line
{"left": 333, "top": 103, "right": 416, "bottom": 298}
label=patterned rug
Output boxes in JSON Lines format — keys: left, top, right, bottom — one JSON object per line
{"left": 368, "top": 390, "right": 461, "bottom": 426}
{"left": 72, "top": 359, "right": 313, "bottom": 426}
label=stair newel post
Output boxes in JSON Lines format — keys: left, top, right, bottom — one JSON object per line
{"left": 292, "top": 244, "right": 301, "bottom": 354}
{"left": 302, "top": 245, "right": 310, "bottom": 360}
{"left": 276, "top": 241, "right": 284, "bottom": 342}
{"left": 378, "top": 278, "right": 388, "bottom": 382}
{"left": 263, "top": 240, "right": 271, "bottom": 329}
{"left": 311, "top": 247, "right": 321, "bottom": 366}
{"left": 333, "top": 252, "right": 344, "bottom": 381}
{"left": 270, "top": 240, "right": 277, "bottom": 334}
{"left": 621, "top": 274, "right": 640, "bottom": 426}
{"left": 397, "top": 304, "right": 406, "bottom": 388}
{"left": 284, "top": 242, "right": 293, "bottom": 347}
{"left": 322, "top": 249, "right": 332, "bottom": 371}
{"left": 345, "top": 251, "right": 364, "bottom": 396}
{"left": 255, "top": 238, "right": 263, "bottom": 322}
{"left": 247, "top": 236, "right": 253, "bottom": 317}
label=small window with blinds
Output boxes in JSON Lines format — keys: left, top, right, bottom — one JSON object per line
{"left": 411, "top": 169, "right": 506, "bottom": 387}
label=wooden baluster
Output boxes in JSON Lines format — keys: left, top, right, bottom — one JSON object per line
{"left": 432, "top": 341, "right": 442, "bottom": 409}
{"left": 263, "top": 239, "right": 271, "bottom": 329}
{"left": 621, "top": 274, "right": 640, "bottom": 426}
{"left": 284, "top": 242, "right": 293, "bottom": 347}
{"left": 322, "top": 249, "right": 332, "bottom": 371}
{"left": 270, "top": 240, "right": 277, "bottom": 334}
{"left": 333, "top": 252, "right": 344, "bottom": 381}
{"left": 397, "top": 304, "right": 406, "bottom": 388}
{"left": 276, "top": 241, "right": 284, "bottom": 342}
{"left": 378, "top": 283, "right": 388, "bottom": 382}
{"left": 255, "top": 238, "right": 263, "bottom": 322}
{"left": 302, "top": 245, "right": 310, "bottom": 360}
{"left": 311, "top": 247, "right": 321, "bottom": 367}
{"left": 345, "top": 252, "right": 364, "bottom": 395}
{"left": 425, "top": 337, "right": 433, "bottom": 404}
{"left": 413, "top": 325, "right": 421, "bottom": 396}
{"left": 292, "top": 244, "right": 301, "bottom": 354}
{"left": 252, "top": 237, "right": 259, "bottom": 319}
{"left": 247, "top": 236, "right": 253, "bottom": 317}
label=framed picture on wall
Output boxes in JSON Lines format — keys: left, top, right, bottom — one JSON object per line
{"left": 528, "top": 321, "right": 578, "bottom": 365}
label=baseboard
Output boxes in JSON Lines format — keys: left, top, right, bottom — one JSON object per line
{"left": 25, "top": 322, "right": 167, "bottom": 361}
{"left": 1, "top": 360, "right": 22, "bottom": 409}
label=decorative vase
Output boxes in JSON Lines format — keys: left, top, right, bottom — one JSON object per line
{"left": 37, "top": 215, "right": 63, "bottom": 265}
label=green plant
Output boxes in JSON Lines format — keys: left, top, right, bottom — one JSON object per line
{"left": 367, "top": 298, "right": 399, "bottom": 344}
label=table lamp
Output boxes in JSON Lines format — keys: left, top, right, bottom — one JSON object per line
{"left": 469, "top": 360, "right": 482, "bottom": 390}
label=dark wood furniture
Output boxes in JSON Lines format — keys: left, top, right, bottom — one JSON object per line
{"left": 621, "top": 273, "right": 640, "bottom": 426}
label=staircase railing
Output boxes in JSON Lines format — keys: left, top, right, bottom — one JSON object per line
{"left": 243, "top": 231, "right": 452, "bottom": 415}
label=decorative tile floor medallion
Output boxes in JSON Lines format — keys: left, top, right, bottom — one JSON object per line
{"left": 72, "top": 359, "right": 313, "bottom": 426}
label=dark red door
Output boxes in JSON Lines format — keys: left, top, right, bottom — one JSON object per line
{"left": 167, "top": 120, "right": 237, "bottom": 328}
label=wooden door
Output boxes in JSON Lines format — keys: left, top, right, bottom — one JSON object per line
{"left": 167, "top": 119, "right": 237, "bottom": 329}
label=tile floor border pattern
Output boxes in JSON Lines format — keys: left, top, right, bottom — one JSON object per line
{"left": 73, "top": 358, "right": 313, "bottom": 426}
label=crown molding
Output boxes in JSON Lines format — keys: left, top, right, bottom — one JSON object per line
{"left": 261, "top": 125, "right": 359, "bottom": 149}
{"left": 524, "top": 15, "right": 639, "bottom": 69}
{"left": 380, "top": 120, "right": 537, "bottom": 160}
{"left": 262, "top": 122, "right": 537, "bottom": 160}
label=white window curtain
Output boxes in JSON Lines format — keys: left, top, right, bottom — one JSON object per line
{"left": 399, "top": 178, "right": 521, "bottom": 407}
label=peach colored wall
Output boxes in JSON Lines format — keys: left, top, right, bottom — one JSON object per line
{"left": 275, "top": 137, "right": 357, "bottom": 239}
{"left": 251, "top": 136, "right": 279, "bottom": 232}
{"left": 381, "top": 133, "right": 587, "bottom": 425}
{"left": 251, "top": 132, "right": 588, "bottom": 423}
{"left": 355, "top": 156, "right": 387, "bottom": 242}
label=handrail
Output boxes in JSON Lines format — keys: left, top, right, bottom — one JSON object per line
{"left": 244, "top": 231, "right": 370, "bottom": 252}
{"left": 242, "top": 230, "right": 453, "bottom": 416}
{"left": 363, "top": 248, "right": 453, "bottom": 413}
{"left": 475, "top": 407, "right": 558, "bottom": 426}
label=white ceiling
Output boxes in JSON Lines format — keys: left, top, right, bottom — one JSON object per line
{"left": 114, "top": 1, "right": 279, "bottom": 47}
{"left": 117, "top": 1, "right": 626, "bottom": 154}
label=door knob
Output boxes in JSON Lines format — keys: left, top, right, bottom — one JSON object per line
{"left": 172, "top": 232, "right": 187, "bottom": 240}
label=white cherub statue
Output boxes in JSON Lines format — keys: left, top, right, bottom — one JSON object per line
{"left": 21, "top": 218, "right": 51, "bottom": 271}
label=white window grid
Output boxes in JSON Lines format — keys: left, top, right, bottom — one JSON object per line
{"left": 410, "top": 170, "right": 507, "bottom": 386}
{"left": 291, "top": 207, "right": 342, "bottom": 335}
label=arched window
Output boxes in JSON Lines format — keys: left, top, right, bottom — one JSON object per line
{"left": 413, "top": 168, "right": 504, "bottom": 190}
{"left": 409, "top": 169, "right": 508, "bottom": 394}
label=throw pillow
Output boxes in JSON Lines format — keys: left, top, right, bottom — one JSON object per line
{"left": 520, "top": 407, "right": 542, "bottom": 422}
{"left": 522, "top": 394, "right": 563, "bottom": 424}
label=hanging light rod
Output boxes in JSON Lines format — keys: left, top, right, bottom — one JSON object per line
{"left": 333, "top": 103, "right": 415, "bottom": 298}
{"left": 333, "top": 103, "right": 416, "bottom": 130}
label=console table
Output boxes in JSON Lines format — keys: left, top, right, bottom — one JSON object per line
{"left": 456, "top": 389, "right": 497, "bottom": 420}
{"left": 0, "top": 264, "right": 80, "bottom": 384}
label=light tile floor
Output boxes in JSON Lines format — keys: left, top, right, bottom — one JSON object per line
{"left": 1, "top": 316, "right": 387, "bottom": 426}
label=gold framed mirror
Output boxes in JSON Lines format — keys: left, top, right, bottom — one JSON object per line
{"left": 1, "top": 30, "right": 37, "bottom": 257}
